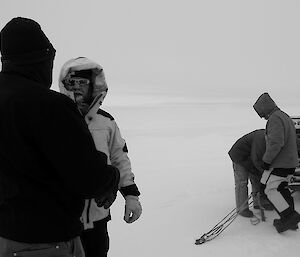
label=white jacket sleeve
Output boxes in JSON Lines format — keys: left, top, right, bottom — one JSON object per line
{"left": 109, "top": 120, "right": 135, "bottom": 188}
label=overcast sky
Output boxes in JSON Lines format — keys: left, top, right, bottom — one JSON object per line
{"left": 1, "top": 0, "right": 300, "bottom": 102}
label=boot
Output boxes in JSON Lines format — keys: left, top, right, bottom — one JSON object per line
{"left": 273, "top": 211, "right": 300, "bottom": 233}
{"left": 273, "top": 219, "right": 298, "bottom": 231}
{"left": 239, "top": 209, "right": 253, "bottom": 218}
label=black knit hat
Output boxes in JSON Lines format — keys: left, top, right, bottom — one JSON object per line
{"left": 0, "top": 17, "right": 56, "bottom": 64}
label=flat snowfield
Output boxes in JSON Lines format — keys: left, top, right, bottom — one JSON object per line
{"left": 104, "top": 93, "right": 300, "bottom": 257}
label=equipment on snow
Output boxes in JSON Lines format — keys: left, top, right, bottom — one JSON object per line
{"left": 195, "top": 193, "right": 265, "bottom": 245}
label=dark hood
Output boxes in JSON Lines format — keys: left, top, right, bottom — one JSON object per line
{"left": 253, "top": 93, "right": 279, "bottom": 119}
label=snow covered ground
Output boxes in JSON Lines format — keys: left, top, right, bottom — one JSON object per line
{"left": 102, "top": 93, "right": 300, "bottom": 257}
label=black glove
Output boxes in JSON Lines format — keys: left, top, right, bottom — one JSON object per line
{"left": 261, "top": 162, "right": 271, "bottom": 171}
{"left": 260, "top": 183, "right": 266, "bottom": 193}
{"left": 95, "top": 192, "right": 117, "bottom": 209}
{"left": 95, "top": 165, "right": 120, "bottom": 209}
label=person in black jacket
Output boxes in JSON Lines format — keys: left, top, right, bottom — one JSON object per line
{"left": 0, "top": 17, "right": 120, "bottom": 257}
{"left": 228, "top": 129, "right": 274, "bottom": 218}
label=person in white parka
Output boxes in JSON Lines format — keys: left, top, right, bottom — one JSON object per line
{"left": 59, "top": 57, "right": 142, "bottom": 257}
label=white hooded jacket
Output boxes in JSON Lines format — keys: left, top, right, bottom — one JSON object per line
{"left": 59, "top": 57, "right": 139, "bottom": 229}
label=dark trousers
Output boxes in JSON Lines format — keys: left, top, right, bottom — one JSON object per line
{"left": 232, "top": 162, "right": 260, "bottom": 210}
{"left": 0, "top": 236, "right": 84, "bottom": 257}
{"left": 80, "top": 220, "right": 109, "bottom": 257}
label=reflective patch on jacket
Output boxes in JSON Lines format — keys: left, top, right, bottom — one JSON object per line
{"left": 96, "top": 109, "right": 114, "bottom": 120}
{"left": 123, "top": 143, "right": 128, "bottom": 153}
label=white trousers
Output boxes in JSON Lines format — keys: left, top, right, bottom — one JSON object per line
{"left": 264, "top": 174, "right": 290, "bottom": 213}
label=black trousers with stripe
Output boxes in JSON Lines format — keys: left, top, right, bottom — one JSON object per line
{"left": 81, "top": 220, "right": 109, "bottom": 257}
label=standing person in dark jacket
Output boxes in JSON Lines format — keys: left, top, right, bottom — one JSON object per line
{"left": 0, "top": 17, "right": 120, "bottom": 257}
{"left": 253, "top": 92, "right": 300, "bottom": 233}
{"left": 229, "top": 129, "right": 274, "bottom": 218}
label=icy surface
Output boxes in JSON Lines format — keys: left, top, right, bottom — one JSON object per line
{"left": 104, "top": 93, "right": 300, "bottom": 257}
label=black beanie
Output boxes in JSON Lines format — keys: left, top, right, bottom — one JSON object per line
{"left": 0, "top": 17, "right": 56, "bottom": 64}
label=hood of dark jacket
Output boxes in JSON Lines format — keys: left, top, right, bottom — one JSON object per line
{"left": 253, "top": 93, "right": 279, "bottom": 119}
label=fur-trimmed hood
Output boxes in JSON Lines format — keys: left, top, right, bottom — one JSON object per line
{"left": 59, "top": 57, "right": 108, "bottom": 110}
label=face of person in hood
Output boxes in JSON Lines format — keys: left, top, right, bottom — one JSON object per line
{"left": 64, "top": 76, "right": 92, "bottom": 114}
{"left": 72, "top": 78, "right": 90, "bottom": 101}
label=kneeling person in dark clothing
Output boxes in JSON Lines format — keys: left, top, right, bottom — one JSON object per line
{"left": 229, "top": 129, "right": 274, "bottom": 218}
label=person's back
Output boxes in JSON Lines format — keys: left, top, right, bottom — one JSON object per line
{"left": 266, "top": 110, "right": 298, "bottom": 168}
{"left": 0, "top": 17, "right": 120, "bottom": 254}
{"left": 228, "top": 129, "right": 265, "bottom": 176}
{"left": 228, "top": 129, "right": 272, "bottom": 217}
{"left": 253, "top": 92, "right": 298, "bottom": 169}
